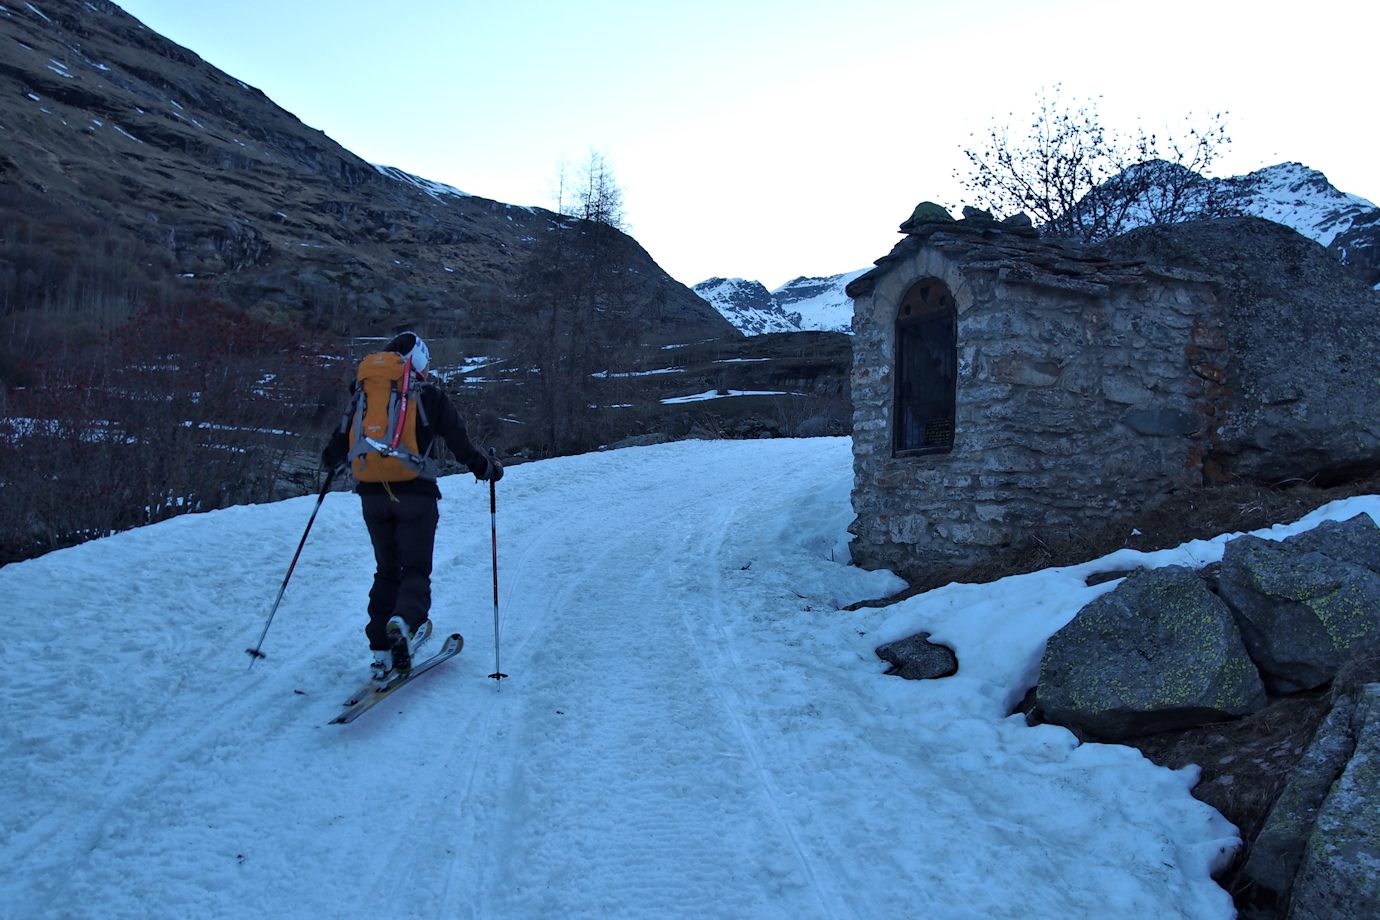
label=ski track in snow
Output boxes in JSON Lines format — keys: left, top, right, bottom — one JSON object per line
{"left": 0, "top": 438, "right": 1254, "bottom": 919}
{"left": 467, "top": 470, "right": 846, "bottom": 919}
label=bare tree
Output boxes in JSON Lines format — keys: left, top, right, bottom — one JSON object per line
{"left": 516, "top": 152, "right": 636, "bottom": 456}
{"left": 553, "top": 150, "right": 626, "bottom": 230}
{"left": 958, "top": 86, "right": 1235, "bottom": 243}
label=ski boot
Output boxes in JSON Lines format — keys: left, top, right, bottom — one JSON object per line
{"left": 370, "top": 649, "right": 394, "bottom": 688}
{"left": 386, "top": 617, "right": 432, "bottom": 675}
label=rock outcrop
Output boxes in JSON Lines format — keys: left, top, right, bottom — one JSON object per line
{"left": 1284, "top": 683, "right": 1380, "bottom": 919}
{"left": 882, "top": 513, "right": 1380, "bottom": 918}
{"left": 1037, "top": 566, "right": 1267, "bottom": 738}
{"left": 1029, "top": 515, "right": 1380, "bottom": 739}
{"left": 1218, "top": 526, "right": 1380, "bottom": 694}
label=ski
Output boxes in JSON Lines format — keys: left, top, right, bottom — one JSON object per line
{"left": 330, "top": 633, "right": 464, "bottom": 725}
{"left": 342, "top": 679, "right": 379, "bottom": 708}
{"left": 340, "top": 622, "right": 435, "bottom": 706}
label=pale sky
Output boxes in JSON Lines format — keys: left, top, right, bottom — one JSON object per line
{"left": 114, "top": 0, "right": 1378, "bottom": 290}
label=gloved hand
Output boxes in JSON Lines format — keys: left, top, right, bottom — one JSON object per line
{"left": 475, "top": 455, "right": 504, "bottom": 483}
{"left": 321, "top": 430, "right": 349, "bottom": 471}
{"left": 321, "top": 445, "right": 345, "bottom": 470}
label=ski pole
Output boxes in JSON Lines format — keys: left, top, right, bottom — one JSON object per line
{"left": 487, "top": 448, "right": 508, "bottom": 685}
{"left": 246, "top": 465, "right": 339, "bottom": 667}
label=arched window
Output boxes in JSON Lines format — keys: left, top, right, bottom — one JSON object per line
{"left": 894, "top": 278, "right": 956, "bottom": 455}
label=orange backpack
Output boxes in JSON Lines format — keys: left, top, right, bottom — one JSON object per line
{"left": 345, "top": 351, "right": 438, "bottom": 482}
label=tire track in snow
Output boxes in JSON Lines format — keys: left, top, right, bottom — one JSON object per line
{"left": 3, "top": 441, "right": 870, "bottom": 918}
{"left": 352, "top": 685, "right": 510, "bottom": 913}
{"left": 2, "top": 498, "right": 395, "bottom": 916}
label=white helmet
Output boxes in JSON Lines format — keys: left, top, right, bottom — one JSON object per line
{"left": 387, "top": 331, "right": 429, "bottom": 376}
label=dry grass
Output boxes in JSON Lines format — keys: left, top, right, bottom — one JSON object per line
{"left": 1128, "top": 695, "right": 1329, "bottom": 848}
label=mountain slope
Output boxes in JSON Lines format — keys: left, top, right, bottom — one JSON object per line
{"left": 692, "top": 277, "right": 801, "bottom": 335}
{"left": 1092, "top": 161, "right": 1379, "bottom": 286}
{"left": 0, "top": 0, "right": 732, "bottom": 341}
{"left": 1228, "top": 162, "right": 1380, "bottom": 288}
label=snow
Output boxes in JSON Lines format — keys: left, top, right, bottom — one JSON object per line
{"left": 695, "top": 272, "right": 863, "bottom": 336}
{"left": 373, "top": 163, "right": 471, "bottom": 201}
{"left": 437, "top": 356, "right": 502, "bottom": 377}
{"left": 769, "top": 270, "right": 868, "bottom": 332}
{"left": 693, "top": 277, "right": 801, "bottom": 336}
{"left": 661, "top": 389, "right": 799, "bottom": 403}
{"left": 7, "top": 437, "right": 1369, "bottom": 918}
{"left": 1229, "top": 162, "right": 1376, "bottom": 247}
{"left": 591, "top": 367, "right": 684, "bottom": 379}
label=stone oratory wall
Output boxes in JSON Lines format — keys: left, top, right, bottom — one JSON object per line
{"left": 846, "top": 208, "right": 1380, "bottom": 584}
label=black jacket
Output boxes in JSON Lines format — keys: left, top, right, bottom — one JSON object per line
{"left": 322, "top": 382, "right": 489, "bottom": 499}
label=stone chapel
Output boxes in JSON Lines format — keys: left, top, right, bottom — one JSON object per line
{"left": 845, "top": 206, "right": 1380, "bottom": 584}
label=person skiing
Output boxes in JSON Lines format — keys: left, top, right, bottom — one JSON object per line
{"left": 321, "top": 331, "right": 503, "bottom": 686}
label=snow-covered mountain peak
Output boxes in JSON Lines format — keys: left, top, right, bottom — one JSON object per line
{"left": 692, "top": 277, "right": 802, "bottom": 335}
{"left": 694, "top": 270, "right": 865, "bottom": 336}
{"left": 1226, "top": 162, "right": 1376, "bottom": 246}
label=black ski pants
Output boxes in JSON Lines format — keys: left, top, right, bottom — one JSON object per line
{"left": 360, "top": 491, "right": 439, "bottom": 651}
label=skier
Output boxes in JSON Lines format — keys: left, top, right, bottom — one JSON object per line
{"left": 321, "top": 331, "right": 503, "bottom": 687}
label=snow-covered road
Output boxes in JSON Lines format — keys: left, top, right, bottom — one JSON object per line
{"left": 3, "top": 438, "right": 1264, "bottom": 918}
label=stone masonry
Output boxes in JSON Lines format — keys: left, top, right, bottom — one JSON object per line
{"left": 846, "top": 209, "right": 1380, "bottom": 584}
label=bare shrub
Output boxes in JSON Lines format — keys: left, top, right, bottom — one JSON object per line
{"left": 1, "top": 295, "right": 336, "bottom": 562}
{"left": 958, "top": 85, "right": 1236, "bottom": 243}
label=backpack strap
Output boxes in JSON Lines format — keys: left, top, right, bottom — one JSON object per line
{"left": 414, "top": 385, "right": 437, "bottom": 467}
{"left": 345, "top": 387, "right": 374, "bottom": 468}
{"left": 415, "top": 384, "right": 431, "bottom": 429}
